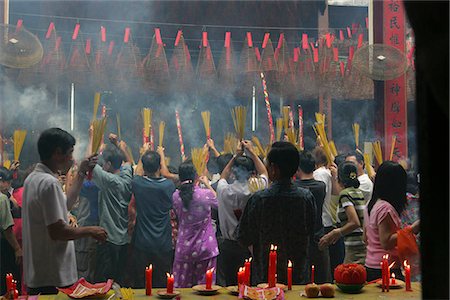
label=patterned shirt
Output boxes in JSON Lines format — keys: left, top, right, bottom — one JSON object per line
{"left": 337, "top": 187, "right": 366, "bottom": 247}
{"left": 237, "top": 181, "right": 316, "bottom": 285}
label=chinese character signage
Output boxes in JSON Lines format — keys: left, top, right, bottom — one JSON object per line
{"left": 384, "top": 0, "right": 407, "bottom": 160}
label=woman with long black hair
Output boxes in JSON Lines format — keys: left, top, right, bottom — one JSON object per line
{"left": 172, "top": 161, "right": 218, "bottom": 288}
{"left": 363, "top": 161, "right": 420, "bottom": 281}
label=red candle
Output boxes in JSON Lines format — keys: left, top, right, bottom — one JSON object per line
{"left": 12, "top": 281, "right": 18, "bottom": 299}
{"left": 268, "top": 245, "right": 277, "bottom": 287}
{"left": 244, "top": 258, "right": 251, "bottom": 286}
{"left": 391, "top": 273, "right": 396, "bottom": 285}
{"left": 6, "top": 273, "right": 13, "bottom": 292}
{"left": 387, "top": 260, "right": 394, "bottom": 292}
{"left": 287, "top": 260, "right": 292, "bottom": 290}
{"left": 404, "top": 260, "right": 412, "bottom": 291}
{"left": 166, "top": 273, "right": 174, "bottom": 294}
{"left": 205, "top": 268, "right": 214, "bottom": 290}
{"left": 311, "top": 265, "right": 315, "bottom": 283}
{"left": 380, "top": 261, "right": 385, "bottom": 292}
{"left": 238, "top": 267, "right": 245, "bottom": 288}
{"left": 145, "top": 264, "right": 152, "bottom": 295}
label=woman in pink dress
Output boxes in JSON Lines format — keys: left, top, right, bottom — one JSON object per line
{"left": 363, "top": 161, "right": 420, "bottom": 281}
{"left": 172, "top": 161, "right": 218, "bottom": 288}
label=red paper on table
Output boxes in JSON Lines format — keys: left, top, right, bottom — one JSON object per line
{"left": 255, "top": 47, "right": 261, "bottom": 61}
{"left": 101, "top": 26, "right": 106, "bottom": 42}
{"left": 108, "top": 41, "right": 114, "bottom": 55}
{"left": 202, "top": 31, "right": 208, "bottom": 48}
{"left": 85, "top": 39, "right": 91, "bottom": 54}
{"left": 333, "top": 47, "right": 338, "bottom": 62}
{"left": 58, "top": 278, "right": 113, "bottom": 299}
{"left": 302, "top": 33, "right": 308, "bottom": 50}
{"left": 293, "top": 47, "right": 299, "bottom": 62}
{"left": 277, "top": 33, "right": 284, "bottom": 49}
{"left": 325, "top": 33, "right": 331, "bottom": 48}
{"left": 124, "top": 27, "right": 130, "bottom": 43}
{"left": 72, "top": 23, "right": 80, "bottom": 40}
{"left": 247, "top": 32, "right": 253, "bottom": 47}
{"left": 55, "top": 36, "right": 62, "bottom": 51}
{"left": 15, "top": 19, "right": 23, "bottom": 33}
{"left": 339, "top": 61, "right": 345, "bottom": 76}
{"left": 339, "top": 30, "right": 344, "bottom": 41}
{"left": 155, "top": 28, "right": 163, "bottom": 45}
{"left": 46, "top": 22, "right": 55, "bottom": 39}
{"left": 262, "top": 33, "right": 270, "bottom": 49}
{"left": 174, "top": 30, "right": 182, "bottom": 46}
{"left": 313, "top": 48, "right": 319, "bottom": 63}
{"left": 224, "top": 31, "right": 231, "bottom": 48}
{"left": 346, "top": 27, "right": 352, "bottom": 38}
{"left": 357, "top": 33, "right": 364, "bottom": 48}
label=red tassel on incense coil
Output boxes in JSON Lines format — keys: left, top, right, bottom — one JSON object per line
{"left": 247, "top": 32, "right": 253, "bottom": 47}
{"left": 85, "top": 39, "right": 91, "bottom": 54}
{"left": 302, "top": 33, "right": 308, "bottom": 50}
{"left": 293, "top": 48, "right": 299, "bottom": 62}
{"left": 96, "top": 51, "right": 102, "bottom": 65}
{"left": 365, "top": 17, "right": 369, "bottom": 29}
{"left": 349, "top": 46, "right": 355, "bottom": 61}
{"left": 108, "top": 41, "right": 114, "bottom": 55}
{"left": 274, "top": 48, "right": 280, "bottom": 61}
{"left": 340, "top": 61, "right": 345, "bottom": 76}
{"left": 155, "top": 28, "right": 163, "bottom": 45}
{"left": 357, "top": 33, "right": 364, "bottom": 48}
{"left": 277, "top": 33, "right": 284, "bottom": 49}
{"left": 72, "top": 23, "right": 80, "bottom": 40}
{"left": 101, "top": 26, "right": 106, "bottom": 42}
{"left": 339, "top": 30, "right": 344, "bottom": 41}
{"left": 262, "top": 33, "right": 270, "bottom": 49}
{"left": 185, "top": 44, "right": 191, "bottom": 61}
{"left": 255, "top": 47, "right": 261, "bottom": 61}
{"left": 55, "top": 36, "right": 62, "bottom": 51}
{"left": 346, "top": 27, "right": 352, "bottom": 38}
{"left": 202, "top": 31, "right": 208, "bottom": 48}
{"left": 224, "top": 31, "right": 231, "bottom": 48}
{"left": 313, "top": 48, "right": 319, "bottom": 63}
{"left": 175, "top": 30, "right": 182, "bottom": 46}
{"left": 326, "top": 33, "right": 331, "bottom": 48}
{"left": 333, "top": 47, "right": 338, "bottom": 62}
{"left": 124, "top": 27, "right": 130, "bottom": 43}
{"left": 331, "top": 34, "right": 335, "bottom": 44}
{"left": 15, "top": 19, "right": 23, "bottom": 33}
{"left": 46, "top": 22, "right": 55, "bottom": 39}
{"left": 70, "top": 47, "right": 80, "bottom": 66}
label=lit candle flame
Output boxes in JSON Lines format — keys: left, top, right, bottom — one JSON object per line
{"left": 249, "top": 257, "right": 252, "bottom": 262}
{"left": 239, "top": 267, "right": 244, "bottom": 272}
{"left": 312, "top": 265, "right": 315, "bottom": 270}
{"left": 270, "top": 244, "right": 274, "bottom": 251}
{"left": 392, "top": 273, "right": 395, "bottom": 279}
{"left": 208, "top": 267, "right": 215, "bottom": 273}
{"left": 148, "top": 264, "right": 152, "bottom": 269}
{"left": 288, "top": 260, "right": 292, "bottom": 268}
{"left": 274, "top": 245, "right": 278, "bottom": 251}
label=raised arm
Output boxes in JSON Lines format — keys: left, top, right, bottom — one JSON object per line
{"left": 157, "top": 146, "right": 179, "bottom": 181}
{"left": 207, "top": 138, "right": 221, "bottom": 158}
{"left": 242, "top": 140, "right": 268, "bottom": 178}
{"left": 66, "top": 155, "right": 98, "bottom": 210}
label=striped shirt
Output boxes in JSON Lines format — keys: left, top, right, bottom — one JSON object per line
{"left": 337, "top": 187, "right": 366, "bottom": 247}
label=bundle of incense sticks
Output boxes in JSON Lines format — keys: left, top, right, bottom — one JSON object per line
{"left": 364, "top": 153, "right": 376, "bottom": 178}
{"left": 13, "top": 130, "right": 27, "bottom": 161}
{"left": 352, "top": 123, "right": 360, "bottom": 149}
{"left": 92, "top": 92, "right": 101, "bottom": 122}
{"left": 116, "top": 113, "right": 121, "bottom": 141}
{"left": 201, "top": 111, "right": 211, "bottom": 139}
{"left": 224, "top": 133, "right": 238, "bottom": 154}
{"left": 159, "top": 121, "right": 166, "bottom": 147}
{"left": 282, "top": 106, "right": 290, "bottom": 131}
{"left": 313, "top": 119, "right": 334, "bottom": 165}
{"left": 372, "top": 140, "right": 383, "bottom": 165}
{"left": 231, "top": 106, "right": 247, "bottom": 141}
{"left": 142, "top": 108, "right": 153, "bottom": 139}
{"left": 191, "top": 148, "right": 208, "bottom": 176}
{"left": 286, "top": 127, "right": 298, "bottom": 149}
{"left": 329, "top": 140, "right": 338, "bottom": 157}
{"left": 252, "top": 136, "right": 267, "bottom": 158}
{"left": 276, "top": 118, "right": 283, "bottom": 141}
{"left": 91, "top": 117, "right": 107, "bottom": 154}
{"left": 389, "top": 135, "right": 396, "bottom": 161}
{"left": 248, "top": 177, "right": 266, "bottom": 193}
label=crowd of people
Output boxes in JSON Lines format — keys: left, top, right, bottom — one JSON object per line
{"left": 0, "top": 127, "right": 420, "bottom": 295}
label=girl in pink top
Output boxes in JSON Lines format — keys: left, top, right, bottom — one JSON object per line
{"left": 363, "top": 161, "right": 420, "bottom": 281}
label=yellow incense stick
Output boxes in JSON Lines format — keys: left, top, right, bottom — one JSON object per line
{"left": 282, "top": 106, "right": 290, "bottom": 131}
{"left": 248, "top": 177, "right": 265, "bottom": 193}
{"left": 364, "top": 153, "right": 376, "bottom": 178}
{"left": 315, "top": 112, "right": 325, "bottom": 124}
{"left": 286, "top": 127, "right": 298, "bottom": 148}
{"left": 224, "top": 133, "right": 238, "bottom": 154}
{"left": 91, "top": 117, "right": 107, "bottom": 154}
{"left": 352, "top": 123, "right": 360, "bottom": 149}
{"left": 231, "top": 106, "right": 247, "bottom": 141}
{"left": 372, "top": 141, "right": 383, "bottom": 165}
{"left": 13, "top": 130, "right": 27, "bottom": 161}
{"left": 159, "top": 121, "right": 166, "bottom": 147}
{"left": 191, "top": 148, "right": 208, "bottom": 176}
{"left": 389, "top": 135, "right": 396, "bottom": 161}
{"left": 329, "top": 140, "right": 338, "bottom": 157}
{"left": 201, "top": 111, "right": 211, "bottom": 138}
{"left": 252, "top": 136, "right": 267, "bottom": 158}
{"left": 142, "top": 108, "right": 152, "bottom": 137}
{"left": 276, "top": 118, "right": 283, "bottom": 141}
{"left": 92, "top": 92, "right": 101, "bottom": 122}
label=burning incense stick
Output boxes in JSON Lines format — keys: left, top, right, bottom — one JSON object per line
{"left": 201, "top": 111, "right": 211, "bottom": 139}
{"left": 329, "top": 140, "right": 338, "bottom": 157}
{"left": 13, "top": 130, "right": 27, "bottom": 161}
{"left": 191, "top": 148, "right": 208, "bottom": 176}
{"left": 116, "top": 113, "right": 121, "bottom": 141}
{"left": 92, "top": 92, "right": 101, "bottom": 122}
{"left": 364, "top": 153, "right": 376, "bottom": 178}
{"left": 260, "top": 72, "right": 275, "bottom": 143}
{"left": 276, "top": 118, "right": 283, "bottom": 141}
{"left": 159, "top": 121, "right": 166, "bottom": 147}
{"left": 389, "top": 135, "right": 396, "bottom": 161}
{"left": 175, "top": 111, "right": 186, "bottom": 161}
{"left": 372, "top": 141, "right": 383, "bottom": 165}
{"left": 91, "top": 117, "right": 107, "bottom": 154}
{"left": 231, "top": 106, "right": 247, "bottom": 141}
{"left": 352, "top": 123, "right": 360, "bottom": 149}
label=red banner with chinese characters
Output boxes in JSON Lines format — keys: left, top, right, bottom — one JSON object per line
{"left": 383, "top": 0, "right": 407, "bottom": 160}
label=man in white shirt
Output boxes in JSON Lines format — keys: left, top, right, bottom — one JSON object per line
{"left": 216, "top": 141, "right": 268, "bottom": 286}
{"left": 345, "top": 151, "right": 374, "bottom": 203}
{"left": 22, "top": 128, "right": 107, "bottom": 295}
